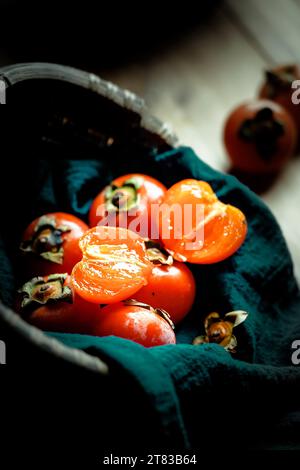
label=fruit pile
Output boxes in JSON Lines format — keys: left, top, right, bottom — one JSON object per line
{"left": 17, "top": 174, "right": 247, "bottom": 347}
{"left": 224, "top": 64, "right": 300, "bottom": 175}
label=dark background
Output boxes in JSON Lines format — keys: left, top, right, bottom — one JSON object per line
{"left": 0, "top": 0, "right": 218, "bottom": 70}
{"left": 1, "top": 1, "right": 300, "bottom": 279}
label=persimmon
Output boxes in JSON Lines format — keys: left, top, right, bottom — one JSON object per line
{"left": 89, "top": 173, "right": 167, "bottom": 238}
{"left": 159, "top": 179, "right": 247, "bottom": 264}
{"left": 259, "top": 64, "right": 300, "bottom": 132}
{"left": 133, "top": 241, "right": 196, "bottom": 324}
{"left": 20, "top": 213, "right": 88, "bottom": 276}
{"left": 224, "top": 100, "right": 297, "bottom": 174}
{"left": 17, "top": 273, "right": 102, "bottom": 333}
{"left": 91, "top": 300, "right": 176, "bottom": 347}
{"left": 71, "top": 226, "right": 152, "bottom": 304}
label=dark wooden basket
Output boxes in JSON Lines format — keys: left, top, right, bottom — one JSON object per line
{"left": 0, "top": 62, "right": 178, "bottom": 375}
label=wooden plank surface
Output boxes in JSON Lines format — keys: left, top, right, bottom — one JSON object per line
{"left": 104, "top": 0, "right": 300, "bottom": 281}
{"left": 226, "top": 0, "right": 300, "bottom": 63}
{"left": 105, "top": 8, "right": 266, "bottom": 170}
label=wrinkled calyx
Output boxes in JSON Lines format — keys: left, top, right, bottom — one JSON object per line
{"left": 18, "top": 273, "right": 73, "bottom": 311}
{"left": 144, "top": 240, "right": 173, "bottom": 266}
{"left": 239, "top": 107, "right": 284, "bottom": 161}
{"left": 265, "top": 66, "right": 297, "bottom": 97}
{"left": 105, "top": 177, "right": 143, "bottom": 212}
{"left": 124, "top": 299, "right": 175, "bottom": 330}
{"left": 193, "top": 310, "right": 248, "bottom": 353}
{"left": 20, "top": 215, "right": 71, "bottom": 264}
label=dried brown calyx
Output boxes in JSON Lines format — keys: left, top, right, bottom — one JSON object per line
{"left": 104, "top": 177, "right": 143, "bottom": 212}
{"left": 239, "top": 107, "right": 284, "bottom": 161}
{"left": 265, "top": 66, "right": 298, "bottom": 98}
{"left": 144, "top": 240, "right": 173, "bottom": 266}
{"left": 124, "top": 299, "right": 175, "bottom": 330}
{"left": 193, "top": 310, "right": 248, "bottom": 353}
{"left": 20, "top": 215, "right": 71, "bottom": 264}
{"left": 18, "top": 273, "right": 72, "bottom": 312}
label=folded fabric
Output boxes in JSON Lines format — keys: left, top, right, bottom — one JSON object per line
{"left": 1, "top": 146, "right": 300, "bottom": 450}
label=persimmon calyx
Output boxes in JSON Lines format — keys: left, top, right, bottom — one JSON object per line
{"left": 238, "top": 107, "right": 284, "bottom": 160}
{"left": 18, "top": 273, "right": 72, "bottom": 311}
{"left": 104, "top": 177, "right": 143, "bottom": 212}
{"left": 265, "top": 66, "right": 297, "bottom": 96}
{"left": 193, "top": 310, "right": 248, "bottom": 353}
{"left": 20, "top": 215, "right": 71, "bottom": 264}
{"left": 144, "top": 240, "right": 173, "bottom": 266}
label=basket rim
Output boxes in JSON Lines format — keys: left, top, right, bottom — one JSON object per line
{"left": 0, "top": 300, "right": 109, "bottom": 374}
{"left": 0, "top": 62, "right": 178, "bottom": 146}
{"left": 0, "top": 62, "right": 177, "bottom": 374}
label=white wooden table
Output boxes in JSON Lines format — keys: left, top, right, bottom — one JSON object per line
{"left": 104, "top": 0, "right": 300, "bottom": 281}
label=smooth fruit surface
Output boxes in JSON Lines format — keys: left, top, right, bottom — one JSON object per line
{"left": 134, "top": 261, "right": 196, "bottom": 324}
{"left": 224, "top": 100, "right": 297, "bottom": 174}
{"left": 91, "top": 302, "right": 176, "bottom": 347}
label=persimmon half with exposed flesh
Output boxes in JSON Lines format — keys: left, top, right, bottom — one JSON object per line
{"left": 159, "top": 179, "right": 247, "bottom": 264}
{"left": 71, "top": 226, "right": 152, "bottom": 304}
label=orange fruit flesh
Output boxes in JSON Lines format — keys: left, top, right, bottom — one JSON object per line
{"left": 160, "top": 180, "right": 247, "bottom": 264}
{"left": 71, "top": 227, "right": 152, "bottom": 303}
{"left": 179, "top": 203, "right": 247, "bottom": 264}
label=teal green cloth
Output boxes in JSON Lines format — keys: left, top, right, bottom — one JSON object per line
{"left": 1, "top": 147, "right": 300, "bottom": 449}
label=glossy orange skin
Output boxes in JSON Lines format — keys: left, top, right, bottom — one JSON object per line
{"left": 91, "top": 303, "right": 176, "bottom": 347}
{"left": 89, "top": 173, "right": 167, "bottom": 238}
{"left": 27, "top": 276, "right": 102, "bottom": 333}
{"left": 134, "top": 261, "right": 196, "bottom": 324}
{"left": 224, "top": 100, "right": 297, "bottom": 174}
{"left": 111, "top": 174, "right": 167, "bottom": 206}
{"left": 22, "top": 212, "right": 88, "bottom": 276}
{"left": 259, "top": 64, "right": 300, "bottom": 131}
{"left": 159, "top": 179, "right": 247, "bottom": 264}
{"left": 71, "top": 226, "right": 152, "bottom": 304}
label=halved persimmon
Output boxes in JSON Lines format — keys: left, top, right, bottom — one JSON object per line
{"left": 159, "top": 179, "right": 247, "bottom": 264}
{"left": 71, "top": 226, "right": 152, "bottom": 303}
